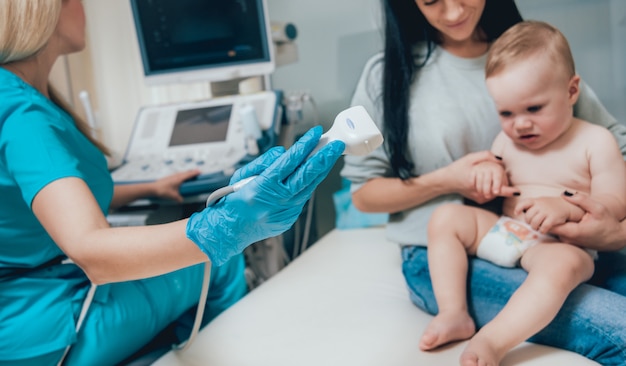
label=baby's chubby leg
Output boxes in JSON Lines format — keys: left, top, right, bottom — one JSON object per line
{"left": 420, "top": 204, "right": 499, "bottom": 351}
{"left": 460, "top": 242, "right": 594, "bottom": 366}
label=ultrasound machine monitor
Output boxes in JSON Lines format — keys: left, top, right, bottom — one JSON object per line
{"left": 130, "top": 0, "right": 275, "bottom": 86}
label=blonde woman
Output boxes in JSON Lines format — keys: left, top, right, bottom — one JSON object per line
{"left": 0, "top": 1, "right": 344, "bottom": 364}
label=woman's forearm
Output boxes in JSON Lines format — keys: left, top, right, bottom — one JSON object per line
{"left": 352, "top": 168, "right": 452, "bottom": 213}
{"left": 75, "top": 220, "right": 208, "bottom": 284}
{"left": 610, "top": 227, "right": 626, "bottom": 251}
{"left": 33, "top": 178, "right": 205, "bottom": 284}
{"left": 577, "top": 224, "right": 626, "bottom": 252}
{"left": 110, "top": 183, "right": 157, "bottom": 210}
{"left": 351, "top": 151, "right": 506, "bottom": 213}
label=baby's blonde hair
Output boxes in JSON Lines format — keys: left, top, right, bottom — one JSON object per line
{"left": 0, "top": 0, "right": 62, "bottom": 64}
{"left": 486, "top": 21, "right": 575, "bottom": 81}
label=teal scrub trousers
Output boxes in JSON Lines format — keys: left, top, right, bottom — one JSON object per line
{"left": 3, "top": 253, "right": 247, "bottom": 366}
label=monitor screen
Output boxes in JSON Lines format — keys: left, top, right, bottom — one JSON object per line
{"left": 130, "top": 0, "right": 274, "bottom": 86}
{"left": 169, "top": 104, "right": 232, "bottom": 146}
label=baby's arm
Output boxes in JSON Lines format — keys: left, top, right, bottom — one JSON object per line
{"left": 516, "top": 125, "right": 626, "bottom": 234}
{"left": 586, "top": 127, "right": 626, "bottom": 220}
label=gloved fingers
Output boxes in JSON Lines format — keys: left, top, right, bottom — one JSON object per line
{"left": 230, "top": 146, "right": 285, "bottom": 184}
{"left": 282, "top": 139, "right": 345, "bottom": 196}
{"left": 241, "top": 138, "right": 344, "bottom": 206}
{"left": 261, "top": 126, "right": 323, "bottom": 183}
{"left": 264, "top": 205, "right": 307, "bottom": 231}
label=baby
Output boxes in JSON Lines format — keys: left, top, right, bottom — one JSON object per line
{"left": 420, "top": 20, "right": 626, "bottom": 366}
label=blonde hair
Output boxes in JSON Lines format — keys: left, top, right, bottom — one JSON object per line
{"left": 0, "top": 1, "right": 61, "bottom": 63}
{"left": 486, "top": 20, "right": 575, "bottom": 81}
{"left": 0, "top": 0, "right": 109, "bottom": 155}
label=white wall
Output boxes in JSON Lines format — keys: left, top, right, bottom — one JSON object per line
{"left": 267, "top": 0, "right": 382, "bottom": 126}
{"left": 517, "top": 0, "right": 626, "bottom": 124}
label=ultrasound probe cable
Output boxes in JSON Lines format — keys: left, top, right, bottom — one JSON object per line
{"left": 205, "top": 176, "right": 256, "bottom": 207}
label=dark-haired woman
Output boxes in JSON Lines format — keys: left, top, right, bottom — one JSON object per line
{"left": 341, "top": 0, "right": 626, "bottom": 364}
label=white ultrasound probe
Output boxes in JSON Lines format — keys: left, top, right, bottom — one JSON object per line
{"left": 205, "top": 105, "right": 383, "bottom": 207}
{"left": 309, "top": 105, "right": 384, "bottom": 157}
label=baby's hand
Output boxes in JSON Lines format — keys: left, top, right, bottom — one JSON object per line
{"left": 514, "top": 196, "right": 584, "bottom": 234}
{"left": 470, "top": 161, "right": 514, "bottom": 200}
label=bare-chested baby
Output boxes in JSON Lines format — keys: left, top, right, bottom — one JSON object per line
{"left": 420, "top": 20, "right": 626, "bottom": 366}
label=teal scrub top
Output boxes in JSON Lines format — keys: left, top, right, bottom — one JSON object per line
{"left": 0, "top": 67, "right": 113, "bottom": 359}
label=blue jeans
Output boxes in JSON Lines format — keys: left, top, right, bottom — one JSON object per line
{"left": 402, "top": 246, "right": 626, "bottom": 366}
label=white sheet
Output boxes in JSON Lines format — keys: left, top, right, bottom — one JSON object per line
{"left": 154, "top": 227, "right": 598, "bottom": 366}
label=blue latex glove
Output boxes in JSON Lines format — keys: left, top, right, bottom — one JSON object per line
{"left": 186, "top": 126, "right": 345, "bottom": 266}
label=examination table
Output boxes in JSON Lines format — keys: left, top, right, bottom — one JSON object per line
{"left": 154, "top": 227, "right": 598, "bottom": 366}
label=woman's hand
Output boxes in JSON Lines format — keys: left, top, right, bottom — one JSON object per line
{"left": 471, "top": 160, "right": 511, "bottom": 199}
{"left": 152, "top": 169, "right": 201, "bottom": 202}
{"left": 550, "top": 192, "right": 626, "bottom": 251}
{"left": 110, "top": 169, "right": 200, "bottom": 209}
{"left": 445, "top": 151, "right": 518, "bottom": 204}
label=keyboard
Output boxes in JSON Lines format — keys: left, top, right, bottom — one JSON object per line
{"left": 110, "top": 148, "right": 246, "bottom": 183}
{"left": 111, "top": 149, "right": 250, "bottom": 196}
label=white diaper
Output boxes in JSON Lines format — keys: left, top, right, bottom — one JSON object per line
{"left": 476, "top": 216, "right": 557, "bottom": 268}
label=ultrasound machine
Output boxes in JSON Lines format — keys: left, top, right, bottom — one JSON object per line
{"left": 111, "top": 0, "right": 280, "bottom": 198}
{"left": 110, "top": 91, "right": 281, "bottom": 196}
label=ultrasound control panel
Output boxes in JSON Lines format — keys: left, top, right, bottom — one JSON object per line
{"left": 111, "top": 91, "right": 279, "bottom": 195}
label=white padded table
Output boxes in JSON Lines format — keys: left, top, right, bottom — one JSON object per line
{"left": 154, "top": 227, "right": 598, "bottom": 366}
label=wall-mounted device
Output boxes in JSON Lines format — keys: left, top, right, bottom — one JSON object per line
{"left": 271, "top": 21, "right": 298, "bottom": 66}
{"left": 129, "top": 0, "right": 275, "bottom": 86}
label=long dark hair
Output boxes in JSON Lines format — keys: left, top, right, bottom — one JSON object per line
{"left": 381, "top": 0, "right": 523, "bottom": 179}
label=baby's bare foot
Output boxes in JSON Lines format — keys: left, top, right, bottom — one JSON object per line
{"left": 419, "top": 311, "right": 475, "bottom": 351}
{"left": 460, "top": 334, "right": 506, "bottom": 366}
